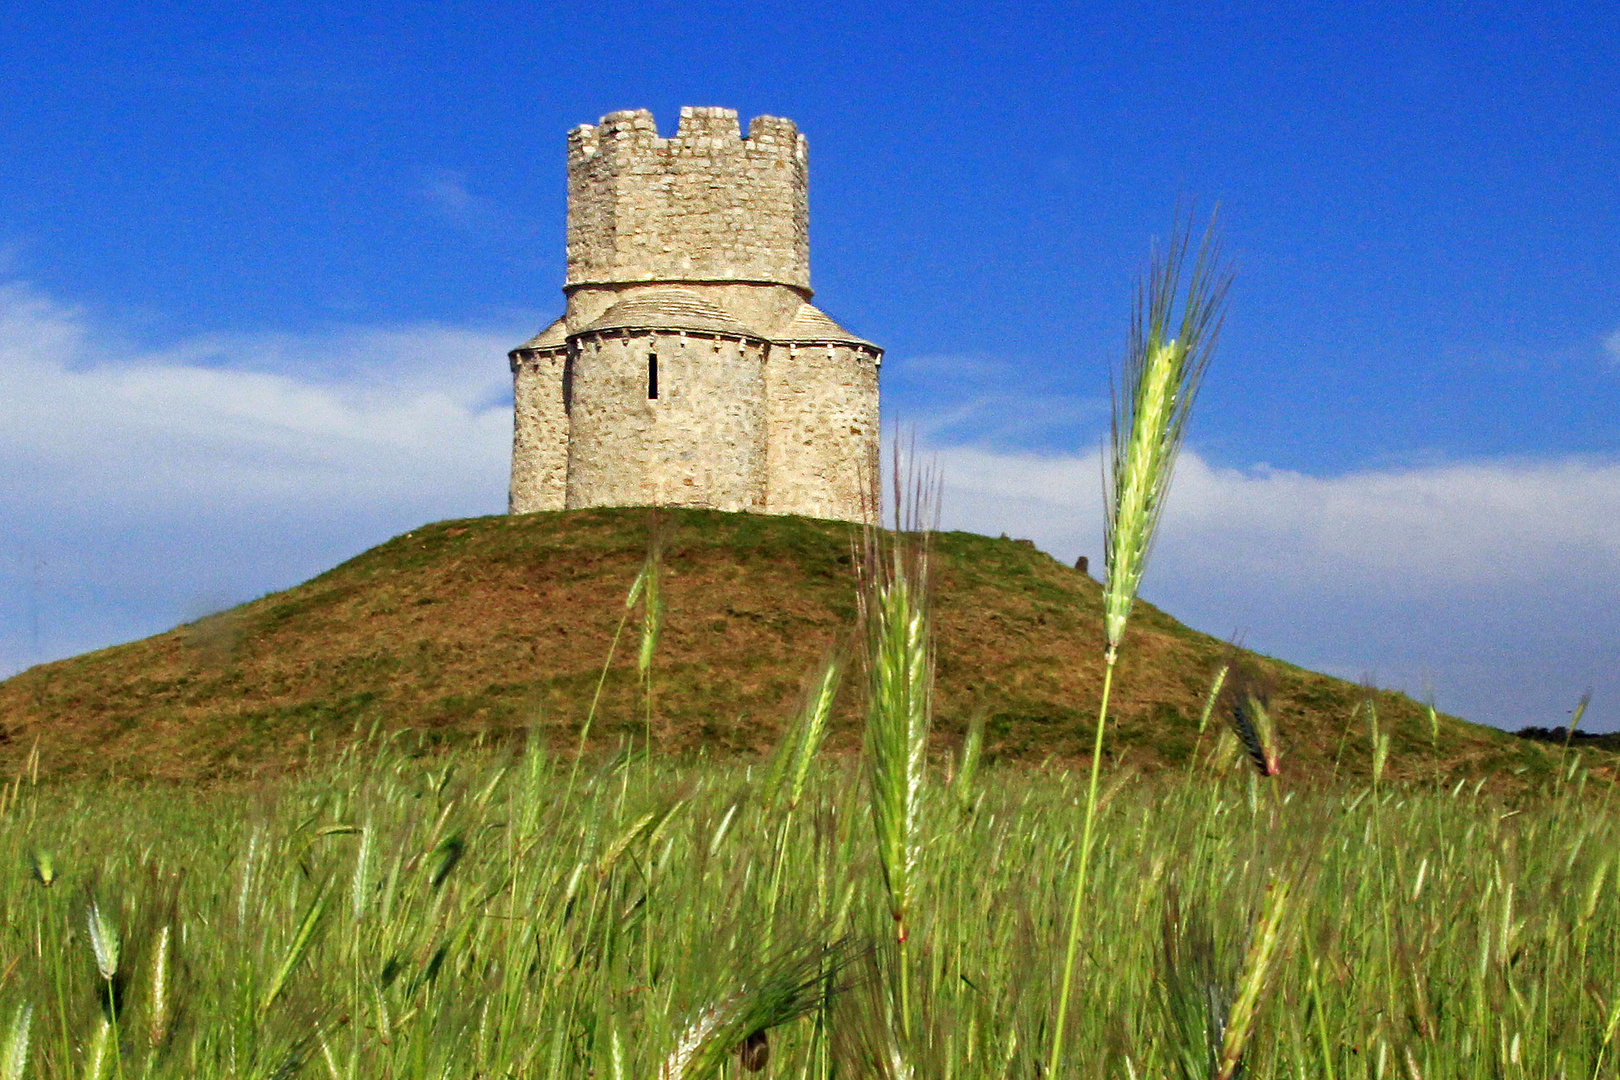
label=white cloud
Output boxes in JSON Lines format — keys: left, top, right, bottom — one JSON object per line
{"left": 0, "top": 281, "right": 530, "bottom": 674}
{"left": 937, "top": 446, "right": 1620, "bottom": 587}
{"left": 1605, "top": 328, "right": 1620, "bottom": 367}
{"left": 0, "top": 283, "right": 522, "bottom": 515}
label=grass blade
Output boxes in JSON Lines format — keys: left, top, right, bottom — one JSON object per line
{"left": 259, "top": 883, "right": 330, "bottom": 1020}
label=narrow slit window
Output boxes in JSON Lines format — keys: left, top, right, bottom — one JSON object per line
{"left": 648, "top": 351, "right": 659, "bottom": 399}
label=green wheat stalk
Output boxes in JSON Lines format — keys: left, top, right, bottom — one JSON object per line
{"left": 1197, "top": 662, "right": 1231, "bottom": 737}
{"left": 1368, "top": 696, "right": 1389, "bottom": 788}
{"left": 1558, "top": 690, "right": 1594, "bottom": 797}
{"left": 83, "top": 1020, "right": 113, "bottom": 1080}
{"left": 639, "top": 516, "right": 668, "bottom": 794}
{"left": 1185, "top": 659, "right": 1232, "bottom": 782}
{"left": 765, "top": 651, "right": 846, "bottom": 814}
{"left": 1564, "top": 689, "right": 1593, "bottom": 747}
{"left": 1160, "top": 869, "right": 1297, "bottom": 1080}
{"left": 658, "top": 937, "right": 861, "bottom": 1080}
{"left": 0, "top": 1004, "right": 32, "bottom": 1080}
{"left": 566, "top": 554, "right": 654, "bottom": 802}
{"left": 764, "top": 651, "right": 847, "bottom": 949}
{"left": 86, "top": 901, "right": 120, "bottom": 986}
{"left": 259, "top": 882, "right": 330, "bottom": 1020}
{"left": 858, "top": 443, "right": 940, "bottom": 1042}
{"left": 1214, "top": 871, "right": 1296, "bottom": 1080}
{"left": 787, "top": 653, "right": 843, "bottom": 812}
{"left": 147, "top": 924, "right": 173, "bottom": 1053}
{"left": 1050, "top": 212, "right": 1231, "bottom": 1076}
{"left": 952, "top": 710, "right": 986, "bottom": 817}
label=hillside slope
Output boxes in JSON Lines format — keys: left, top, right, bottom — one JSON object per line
{"left": 0, "top": 508, "right": 1568, "bottom": 782}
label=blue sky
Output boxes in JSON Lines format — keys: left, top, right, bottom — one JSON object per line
{"left": 1, "top": 1, "right": 1617, "bottom": 731}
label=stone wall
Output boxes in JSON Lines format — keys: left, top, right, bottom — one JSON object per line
{"left": 764, "top": 343, "right": 881, "bottom": 521}
{"left": 565, "top": 107, "right": 809, "bottom": 291}
{"left": 565, "top": 329, "right": 769, "bottom": 513}
{"left": 509, "top": 346, "right": 568, "bottom": 513}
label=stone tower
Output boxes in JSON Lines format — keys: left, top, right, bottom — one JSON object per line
{"left": 508, "top": 106, "right": 881, "bottom": 523}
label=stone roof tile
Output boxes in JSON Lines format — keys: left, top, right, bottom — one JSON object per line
{"left": 776, "top": 303, "right": 875, "bottom": 347}
{"left": 579, "top": 289, "right": 763, "bottom": 338}
{"left": 512, "top": 316, "right": 569, "bottom": 352}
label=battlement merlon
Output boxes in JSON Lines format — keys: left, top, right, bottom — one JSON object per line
{"left": 567, "top": 109, "right": 806, "bottom": 154}
{"left": 564, "top": 107, "right": 811, "bottom": 292}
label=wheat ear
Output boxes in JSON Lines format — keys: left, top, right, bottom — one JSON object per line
{"left": 1050, "top": 211, "right": 1231, "bottom": 1076}
{"left": 858, "top": 438, "right": 939, "bottom": 1042}
{"left": 0, "top": 1004, "right": 32, "bottom": 1080}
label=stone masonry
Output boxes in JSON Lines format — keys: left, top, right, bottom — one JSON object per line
{"left": 508, "top": 106, "right": 882, "bottom": 523}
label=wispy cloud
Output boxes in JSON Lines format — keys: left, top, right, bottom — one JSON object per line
{"left": 1605, "top": 328, "right": 1620, "bottom": 367}
{"left": 882, "top": 352, "right": 1105, "bottom": 447}
{"left": 421, "top": 169, "right": 487, "bottom": 223}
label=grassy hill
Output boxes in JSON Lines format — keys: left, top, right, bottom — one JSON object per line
{"left": 0, "top": 507, "right": 1575, "bottom": 782}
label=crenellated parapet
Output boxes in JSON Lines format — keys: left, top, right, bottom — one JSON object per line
{"left": 564, "top": 107, "right": 810, "bottom": 291}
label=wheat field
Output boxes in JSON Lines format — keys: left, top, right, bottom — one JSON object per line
{"left": 0, "top": 728, "right": 1611, "bottom": 1079}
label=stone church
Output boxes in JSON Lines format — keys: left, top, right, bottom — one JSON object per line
{"left": 507, "top": 107, "right": 882, "bottom": 524}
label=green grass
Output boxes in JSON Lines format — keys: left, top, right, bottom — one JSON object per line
{"left": 0, "top": 737, "right": 1615, "bottom": 1078}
